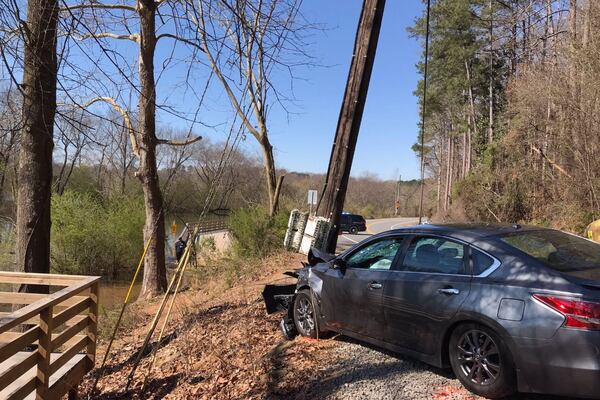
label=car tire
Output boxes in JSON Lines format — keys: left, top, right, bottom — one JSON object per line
{"left": 449, "top": 323, "right": 516, "bottom": 399}
{"left": 293, "top": 290, "right": 321, "bottom": 338}
{"left": 349, "top": 226, "right": 358, "bottom": 234}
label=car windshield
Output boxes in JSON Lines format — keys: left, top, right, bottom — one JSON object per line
{"left": 499, "top": 230, "right": 600, "bottom": 281}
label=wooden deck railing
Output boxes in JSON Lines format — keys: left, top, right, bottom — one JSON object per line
{"left": 0, "top": 272, "right": 100, "bottom": 400}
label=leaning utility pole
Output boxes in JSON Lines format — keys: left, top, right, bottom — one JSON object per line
{"left": 316, "top": 0, "right": 386, "bottom": 253}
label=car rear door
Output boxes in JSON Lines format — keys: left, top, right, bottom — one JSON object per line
{"left": 382, "top": 235, "right": 472, "bottom": 355}
{"left": 324, "top": 236, "right": 405, "bottom": 338}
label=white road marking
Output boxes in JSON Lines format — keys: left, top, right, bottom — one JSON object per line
{"left": 341, "top": 235, "right": 359, "bottom": 244}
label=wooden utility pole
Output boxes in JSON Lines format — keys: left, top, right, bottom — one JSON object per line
{"left": 316, "top": 0, "right": 386, "bottom": 253}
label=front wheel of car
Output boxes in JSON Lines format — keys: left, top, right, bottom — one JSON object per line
{"left": 349, "top": 226, "right": 358, "bottom": 234}
{"left": 449, "top": 323, "right": 516, "bottom": 399}
{"left": 293, "top": 290, "right": 319, "bottom": 338}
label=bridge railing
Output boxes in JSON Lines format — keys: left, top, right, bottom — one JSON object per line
{"left": 0, "top": 271, "right": 100, "bottom": 400}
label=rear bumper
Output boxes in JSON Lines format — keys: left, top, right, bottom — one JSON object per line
{"left": 513, "top": 329, "right": 600, "bottom": 398}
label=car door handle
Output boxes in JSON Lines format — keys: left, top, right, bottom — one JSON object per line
{"left": 437, "top": 288, "right": 460, "bottom": 295}
{"left": 369, "top": 282, "right": 383, "bottom": 290}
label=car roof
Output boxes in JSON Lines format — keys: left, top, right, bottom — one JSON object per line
{"left": 384, "top": 223, "right": 552, "bottom": 242}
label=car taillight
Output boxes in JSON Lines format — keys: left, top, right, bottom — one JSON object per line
{"left": 533, "top": 294, "right": 600, "bottom": 330}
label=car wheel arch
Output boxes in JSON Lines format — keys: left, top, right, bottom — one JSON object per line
{"left": 441, "top": 316, "right": 520, "bottom": 371}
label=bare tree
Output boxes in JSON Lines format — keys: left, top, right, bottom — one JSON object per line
{"left": 60, "top": 0, "right": 202, "bottom": 298}
{"left": 189, "top": 0, "right": 312, "bottom": 216}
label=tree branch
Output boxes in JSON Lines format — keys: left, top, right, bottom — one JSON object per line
{"left": 78, "top": 97, "right": 140, "bottom": 157}
{"left": 74, "top": 32, "right": 140, "bottom": 42}
{"left": 531, "top": 145, "right": 572, "bottom": 178}
{"left": 60, "top": 3, "right": 136, "bottom": 12}
{"left": 157, "top": 136, "right": 202, "bottom": 146}
{"left": 156, "top": 33, "right": 205, "bottom": 53}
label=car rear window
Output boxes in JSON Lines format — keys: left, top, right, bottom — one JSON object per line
{"left": 499, "top": 230, "right": 600, "bottom": 281}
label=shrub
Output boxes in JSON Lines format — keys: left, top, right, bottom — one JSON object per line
{"left": 51, "top": 191, "right": 144, "bottom": 277}
{"left": 228, "top": 206, "right": 287, "bottom": 258}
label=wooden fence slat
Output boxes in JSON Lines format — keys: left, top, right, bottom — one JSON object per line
{"left": 0, "top": 326, "right": 40, "bottom": 365}
{"left": 5, "top": 376, "right": 36, "bottom": 400}
{"left": 49, "top": 336, "right": 88, "bottom": 376}
{"left": 0, "top": 271, "right": 88, "bottom": 285}
{"left": 53, "top": 297, "right": 90, "bottom": 328}
{"left": 51, "top": 317, "right": 89, "bottom": 350}
{"left": 48, "top": 355, "right": 91, "bottom": 400}
{"left": 0, "top": 293, "right": 87, "bottom": 306}
{"left": 0, "top": 351, "right": 37, "bottom": 392}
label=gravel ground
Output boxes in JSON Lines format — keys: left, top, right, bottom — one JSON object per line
{"left": 299, "top": 337, "right": 480, "bottom": 400}
{"left": 294, "top": 336, "right": 581, "bottom": 400}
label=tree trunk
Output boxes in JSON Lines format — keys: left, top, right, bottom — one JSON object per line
{"left": 569, "top": 0, "right": 578, "bottom": 44}
{"left": 258, "top": 134, "right": 280, "bottom": 217}
{"left": 444, "top": 133, "right": 451, "bottom": 212}
{"left": 138, "top": 0, "right": 167, "bottom": 299}
{"left": 488, "top": 0, "right": 494, "bottom": 144}
{"left": 16, "top": 0, "right": 58, "bottom": 292}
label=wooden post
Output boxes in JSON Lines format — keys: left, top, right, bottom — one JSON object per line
{"left": 317, "top": 0, "right": 386, "bottom": 253}
{"left": 36, "top": 306, "right": 53, "bottom": 399}
{"left": 87, "top": 282, "right": 99, "bottom": 366}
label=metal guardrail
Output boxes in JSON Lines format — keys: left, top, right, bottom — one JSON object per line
{"left": 189, "top": 217, "right": 229, "bottom": 234}
{"left": 0, "top": 272, "right": 100, "bottom": 400}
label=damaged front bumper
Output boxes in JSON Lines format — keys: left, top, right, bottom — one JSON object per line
{"left": 262, "top": 282, "right": 298, "bottom": 339}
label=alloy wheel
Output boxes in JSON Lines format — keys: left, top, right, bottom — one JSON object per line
{"left": 456, "top": 329, "right": 501, "bottom": 386}
{"left": 296, "top": 296, "right": 315, "bottom": 335}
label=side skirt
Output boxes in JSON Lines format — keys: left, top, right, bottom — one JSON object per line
{"left": 337, "top": 328, "right": 444, "bottom": 368}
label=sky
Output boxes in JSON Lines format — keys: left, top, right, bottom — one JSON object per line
{"left": 23, "top": 0, "right": 425, "bottom": 182}
{"left": 150, "top": 0, "right": 425, "bottom": 182}
{"left": 268, "top": 0, "right": 425, "bottom": 181}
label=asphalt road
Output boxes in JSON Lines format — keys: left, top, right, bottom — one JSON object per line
{"left": 336, "top": 217, "right": 419, "bottom": 253}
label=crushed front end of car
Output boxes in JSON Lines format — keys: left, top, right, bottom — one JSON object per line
{"left": 262, "top": 248, "right": 332, "bottom": 339}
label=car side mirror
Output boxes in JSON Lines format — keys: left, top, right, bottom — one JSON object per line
{"left": 332, "top": 258, "right": 347, "bottom": 272}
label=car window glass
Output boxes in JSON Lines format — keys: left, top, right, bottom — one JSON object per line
{"left": 401, "top": 236, "right": 466, "bottom": 274}
{"left": 499, "top": 230, "right": 600, "bottom": 280}
{"left": 472, "top": 248, "right": 495, "bottom": 275}
{"left": 345, "top": 238, "right": 403, "bottom": 270}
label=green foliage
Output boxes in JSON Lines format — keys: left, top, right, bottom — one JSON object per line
{"left": 228, "top": 206, "right": 287, "bottom": 258}
{"left": 51, "top": 191, "right": 144, "bottom": 277}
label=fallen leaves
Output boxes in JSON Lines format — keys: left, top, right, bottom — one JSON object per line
{"left": 80, "top": 252, "right": 337, "bottom": 399}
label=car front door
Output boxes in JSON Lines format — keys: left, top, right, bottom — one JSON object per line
{"left": 322, "top": 236, "right": 404, "bottom": 339}
{"left": 382, "top": 235, "right": 472, "bottom": 355}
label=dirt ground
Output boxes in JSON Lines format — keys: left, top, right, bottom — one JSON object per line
{"left": 81, "top": 251, "right": 493, "bottom": 400}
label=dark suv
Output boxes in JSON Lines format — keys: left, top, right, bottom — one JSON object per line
{"left": 339, "top": 213, "right": 366, "bottom": 234}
